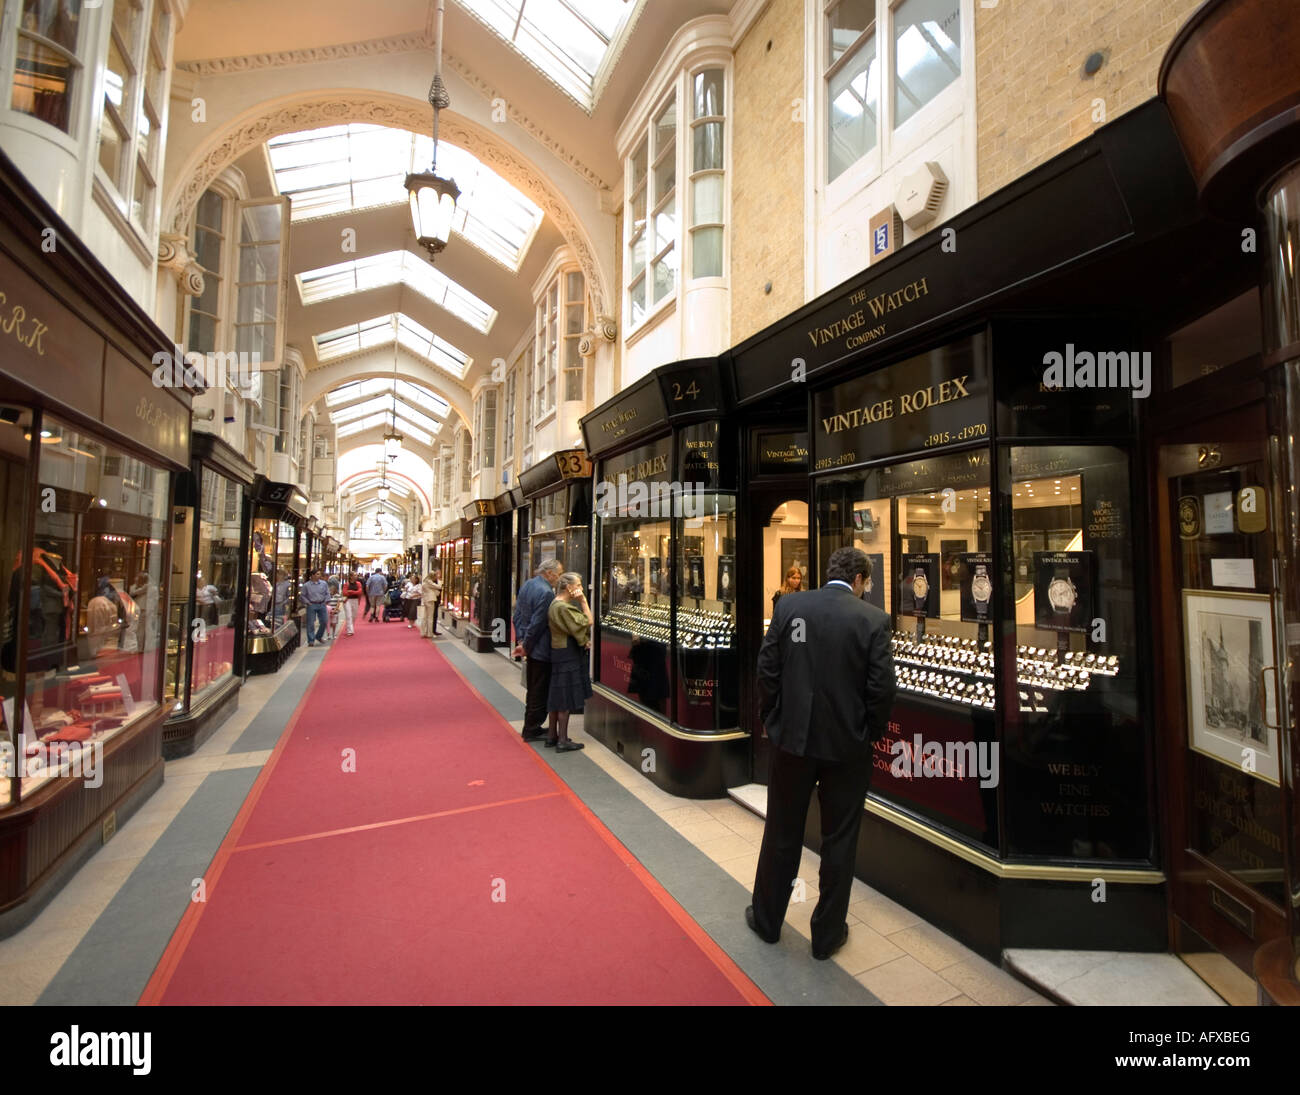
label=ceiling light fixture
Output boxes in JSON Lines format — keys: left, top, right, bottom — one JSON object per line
{"left": 405, "top": 0, "right": 460, "bottom": 260}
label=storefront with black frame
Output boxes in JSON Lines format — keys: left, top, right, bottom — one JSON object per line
{"left": 581, "top": 361, "right": 747, "bottom": 797}
{"left": 0, "top": 149, "right": 194, "bottom": 932}
{"left": 714, "top": 93, "right": 1299, "bottom": 965}
{"left": 244, "top": 477, "right": 308, "bottom": 673}
{"left": 433, "top": 519, "right": 471, "bottom": 632}
{"left": 164, "top": 431, "right": 254, "bottom": 758}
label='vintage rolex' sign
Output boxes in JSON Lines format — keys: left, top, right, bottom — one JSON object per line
{"left": 813, "top": 333, "right": 989, "bottom": 471}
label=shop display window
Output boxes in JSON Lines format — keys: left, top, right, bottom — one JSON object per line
{"left": 5, "top": 417, "right": 168, "bottom": 802}
{"left": 595, "top": 431, "right": 736, "bottom": 731}
{"left": 193, "top": 472, "right": 242, "bottom": 706}
{"left": 816, "top": 448, "right": 998, "bottom": 847}
{"left": 0, "top": 405, "right": 34, "bottom": 807}
{"left": 248, "top": 518, "right": 279, "bottom": 636}
{"left": 1000, "top": 445, "right": 1144, "bottom": 859}
{"left": 469, "top": 524, "right": 484, "bottom": 623}
{"left": 674, "top": 492, "right": 738, "bottom": 731}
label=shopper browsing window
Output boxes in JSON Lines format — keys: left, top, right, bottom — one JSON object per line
{"left": 747, "top": 547, "right": 895, "bottom": 962}
{"left": 421, "top": 570, "right": 442, "bottom": 636}
{"left": 513, "top": 559, "right": 563, "bottom": 741}
{"left": 543, "top": 572, "right": 593, "bottom": 753}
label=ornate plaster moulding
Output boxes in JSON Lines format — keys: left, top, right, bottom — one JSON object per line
{"left": 175, "top": 33, "right": 610, "bottom": 196}
{"left": 163, "top": 92, "right": 611, "bottom": 316}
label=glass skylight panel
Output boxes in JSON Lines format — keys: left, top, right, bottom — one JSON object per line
{"left": 325, "top": 377, "right": 451, "bottom": 419}
{"left": 396, "top": 380, "right": 451, "bottom": 418}
{"left": 328, "top": 396, "right": 393, "bottom": 426}
{"left": 267, "top": 124, "right": 543, "bottom": 269}
{"left": 337, "top": 413, "right": 434, "bottom": 446}
{"left": 314, "top": 316, "right": 395, "bottom": 362}
{"left": 458, "top": 1, "right": 632, "bottom": 108}
{"left": 389, "top": 403, "right": 442, "bottom": 436}
{"left": 395, "top": 315, "right": 471, "bottom": 378}
{"left": 298, "top": 251, "right": 496, "bottom": 334}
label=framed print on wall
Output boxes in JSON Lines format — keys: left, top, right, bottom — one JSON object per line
{"left": 1182, "top": 589, "right": 1280, "bottom": 786}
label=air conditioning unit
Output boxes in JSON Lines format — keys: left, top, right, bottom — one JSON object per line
{"left": 896, "top": 162, "right": 949, "bottom": 230}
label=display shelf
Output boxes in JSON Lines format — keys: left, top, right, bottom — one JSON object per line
{"left": 601, "top": 600, "right": 735, "bottom": 650}
{"left": 889, "top": 630, "right": 1120, "bottom": 711}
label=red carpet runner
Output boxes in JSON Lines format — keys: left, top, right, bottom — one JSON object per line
{"left": 139, "top": 619, "right": 768, "bottom": 1005}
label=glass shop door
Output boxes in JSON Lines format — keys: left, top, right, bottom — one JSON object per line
{"left": 744, "top": 492, "right": 810, "bottom": 785}
{"left": 1154, "top": 398, "right": 1290, "bottom": 982}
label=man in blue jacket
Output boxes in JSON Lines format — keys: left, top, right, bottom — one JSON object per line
{"left": 365, "top": 569, "right": 388, "bottom": 622}
{"left": 512, "top": 558, "right": 563, "bottom": 741}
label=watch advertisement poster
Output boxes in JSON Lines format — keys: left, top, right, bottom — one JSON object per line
{"left": 958, "top": 552, "right": 994, "bottom": 623}
{"left": 686, "top": 555, "right": 705, "bottom": 599}
{"left": 1033, "top": 551, "right": 1094, "bottom": 632}
{"left": 716, "top": 555, "right": 735, "bottom": 602}
{"left": 900, "top": 553, "right": 939, "bottom": 617}
{"left": 863, "top": 552, "right": 885, "bottom": 612}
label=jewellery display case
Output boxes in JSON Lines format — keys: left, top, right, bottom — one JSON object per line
{"left": 244, "top": 478, "right": 306, "bottom": 673}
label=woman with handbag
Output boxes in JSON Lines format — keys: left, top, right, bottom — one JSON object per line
{"left": 421, "top": 570, "right": 442, "bottom": 637}
{"left": 401, "top": 574, "right": 421, "bottom": 629}
{"left": 544, "top": 572, "right": 593, "bottom": 753}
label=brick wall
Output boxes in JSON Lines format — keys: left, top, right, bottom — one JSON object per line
{"left": 976, "top": 0, "right": 1203, "bottom": 198}
{"left": 730, "top": 0, "right": 805, "bottom": 345}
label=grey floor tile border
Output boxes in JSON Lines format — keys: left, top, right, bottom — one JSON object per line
{"left": 37, "top": 767, "right": 262, "bottom": 1006}
{"left": 230, "top": 648, "right": 329, "bottom": 754}
{"left": 435, "top": 640, "right": 882, "bottom": 1007}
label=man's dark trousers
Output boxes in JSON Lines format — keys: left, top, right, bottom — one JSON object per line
{"left": 751, "top": 746, "right": 873, "bottom": 955}
{"left": 524, "top": 656, "right": 552, "bottom": 731}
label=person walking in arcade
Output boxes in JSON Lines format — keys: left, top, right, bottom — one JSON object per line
{"left": 543, "top": 571, "right": 593, "bottom": 753}
{"left": 365, "top": 569, "right": 387, "bottom": 622}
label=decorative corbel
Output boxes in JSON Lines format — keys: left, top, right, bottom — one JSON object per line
{"left": 158, "top": 233, "right": 205, "bottom": 297}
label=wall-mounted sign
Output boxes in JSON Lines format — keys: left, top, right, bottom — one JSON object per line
{"left": 657, "top": 359, "right": 721, "bottom": 419}
{"left": 869, "top": 206, "right": 904, "bottom": 263}
{"left": 463, "top": 498, "right": 496, "bottom": 520}
{"left": 102, "top": 343, "right": 190, "bottom": 467}
{"left": 554, "top": 450, "right": 592, "bottom": 479}
{"left": 813, "top": 333, "right": 989, "bottom": 472}
{"left": 581, "top": 375, "right": 668, "bottom": 454}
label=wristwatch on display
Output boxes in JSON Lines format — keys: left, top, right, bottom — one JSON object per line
{"left": 912, "top": 568, "right": 929, "bottom": 610}
{"left": 971, "top": 564, "right": 992, "bottom": 618}
{"left": 1047, "top": 570, "right": 1077, "bottom": 620}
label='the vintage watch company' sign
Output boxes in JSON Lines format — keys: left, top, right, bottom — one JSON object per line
{"left": 756, "top": 431, "right": 809, "bottom": 474}
{"left": 813, "top": 334, "right": 989, "bottom": 471}
{"left": 582, "top": 376, "right": 667, "bottom": 453}
{"left": 104, "top": 345, "right": 189, "bottom": 467}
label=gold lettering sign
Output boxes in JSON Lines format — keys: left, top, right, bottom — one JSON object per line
{"left": 0, "top": 290, "right": 49, "bottom": 355}
{"left": 601, "top": 408, "right": 637, "bottom": 434}
{"left": 806, "top": 277, "right": 930, "bottom": 353}
{"left": 820, "top": 375, "right": 971, "bottom": 435}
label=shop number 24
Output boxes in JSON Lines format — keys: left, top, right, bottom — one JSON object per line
{"left": 672, "top": 381, "right": 701, "bottom": 402}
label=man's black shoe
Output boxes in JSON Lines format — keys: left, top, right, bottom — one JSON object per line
{"left": 745, "top": 906, "right": 779, "bottom": 944}
{"left": 521, "top": 728, "right": 548, "bottom": 741}
{"left": 812, "top": 924, "right": 849, "bottom": 961}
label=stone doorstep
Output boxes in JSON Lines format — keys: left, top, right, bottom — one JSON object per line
{"left": 727, "top": 785, "right": 1236, "bottom": 1007}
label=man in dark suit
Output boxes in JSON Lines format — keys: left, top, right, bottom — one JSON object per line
{"left": 747, "top": 546, "right": 896, "bottom": 960}
{"left": 512, "top": 558, "right": 563, "bottom": 741}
